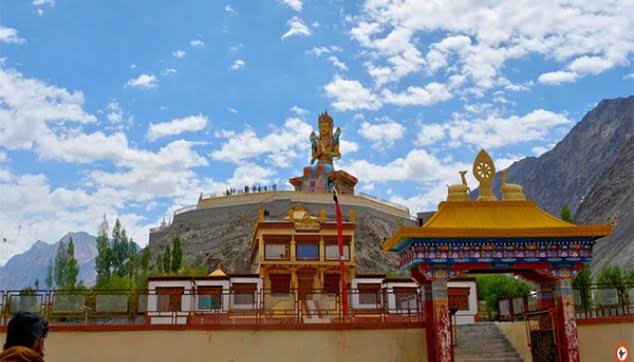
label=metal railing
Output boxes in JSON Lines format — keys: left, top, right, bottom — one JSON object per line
{"left": 497, "top": 284, "right": 634, "bottom": 321}
{"left": 0, "top": 288, "right": 425, "bottom": 328}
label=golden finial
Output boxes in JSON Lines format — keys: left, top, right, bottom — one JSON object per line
{"left": 473, "top": 149, "right": 497, "bottom": 201}
{"left": 349, "top": 208, "right": 356, "bottom": 223}
{"left": 319, "top": 209, "right": 327, "bottom": 223}
{"left": 501, "top": 169, "right": 525, "bottom": 201}
{"left": 258, "top": 208, "right": 265, "bottom": 221}
{"left": 447, "top": 170, "right": 470, "bottom": 201}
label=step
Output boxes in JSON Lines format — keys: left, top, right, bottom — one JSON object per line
{"left": 455, "top": 351, "right": 520, "bottom": 358}
{"left": 456, "top": 358, "right": 523, "bottom": 362}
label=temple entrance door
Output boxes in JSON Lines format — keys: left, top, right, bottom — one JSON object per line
{"left": 526, "top": 309, "right": 560, "bottom": 362}
{"left": 297, "top": 270, "right": 315, "bottom": 300}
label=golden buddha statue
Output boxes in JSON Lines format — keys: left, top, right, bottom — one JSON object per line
{"left": 310, "top": 111, "right": 341, "bottom": 165}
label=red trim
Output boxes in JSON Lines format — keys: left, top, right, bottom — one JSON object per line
{"left": 577, "top": 315, "right": 634, "bottom": 325}
{"left": 0, "top": 322, "right": 425, "bottom": 333}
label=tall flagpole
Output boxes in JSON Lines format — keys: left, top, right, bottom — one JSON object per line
{"left": 333, "top": 187, "right": 348, "bottom": 318}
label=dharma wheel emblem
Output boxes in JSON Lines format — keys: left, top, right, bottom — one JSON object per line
{"left": 473, "top": 149, "right": 497, "bottom": 201}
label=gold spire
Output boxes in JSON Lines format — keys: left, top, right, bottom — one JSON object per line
{"left": 473, "top": 149, "right": 497, "bottom": 201}
{"left": 209, "top": 265, "right": 226, "bottom": 277}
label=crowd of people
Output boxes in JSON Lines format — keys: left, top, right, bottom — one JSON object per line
{"left": 224, "top": 184, "right": 279, "bottom": 196}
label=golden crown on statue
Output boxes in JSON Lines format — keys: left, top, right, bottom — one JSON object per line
{"left": 318, "top": 111, "right": 333, "bottom": 130}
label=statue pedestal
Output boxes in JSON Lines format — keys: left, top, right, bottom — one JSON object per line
{"left": 289, "top": 164, "right": 358, "bottom": 195}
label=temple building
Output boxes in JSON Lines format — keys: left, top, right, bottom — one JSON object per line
{"left": 145, "top": 111, "right": 480, "bottom": 326}
{"left": 384, "top": 149, "right": 612, "bottom": 362}
{"left": 250, "top": 203, "right": 356, "bottom": 297}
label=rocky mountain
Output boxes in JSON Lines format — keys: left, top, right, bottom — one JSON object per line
{"left": 575, "top": 133, "right": 633, "bottom": 274}
{"left": 477, "top": 96, "right": 633, "bottom": 273}
{"left": 0, "top": 232, "right": 97, "bottom": 290}
{"left": 475, "top": 96, "right": 634, "bottom": 217}
{"left": 149, "top": 198, "right": 414, "bottom": 274}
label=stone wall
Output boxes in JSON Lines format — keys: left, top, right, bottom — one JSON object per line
{"left": 149, "top": 193, "right": 416, "bottom": 274}
{"left": 0, "top": 328, "right": 428, "bottom": 362}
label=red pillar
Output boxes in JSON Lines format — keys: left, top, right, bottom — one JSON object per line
{"left": 555, "top": 275, "right": 581, "bottom": 362}
{"left": 537, "top": 281, "right": 555, "bottom": 310}
{"left": 431, "top": 271, "right": 452, "bottom": 362}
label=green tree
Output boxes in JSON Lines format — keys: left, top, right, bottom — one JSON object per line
{"left": 560, "top": 203, "right": 573, "bottom": 223}
{"left": 140, "top": 247, "right": 150, "bottom": 274}
{"left": 476, "top": 275, "right": 531, "bottom": 318}
{"left": 54, "top": 241, "right": 67, "bottom": 288}
{"left": 163, "top": 244, "right": 172, "bottom": 274}
{"left": 95, "top": 215, "right": 111, "bottom": 286}
{"left": 65, "top": 237, "right": 79, "bottom": 289}
{"left": 573, "top": 264, "right": 593, "bottom": 310}
{"left": 171, "top": 236, "right": 183, "bottom": 273}
{"left": 127, "top": 239, "right": 138, "bottom": 281}
{"left": 33, "top": 279, "right": 40, "bottom": 291}
{"left": 156, "top": 252, "right": 163, "bottom": 273}
{"left": 111, "top": 219, "right": 123, "bottom": 275}
{"left": 45, "top": 260, "right": 53, "bottom": 290}
{"left": 597, "top": 266, "right": 634, "bottom": 305}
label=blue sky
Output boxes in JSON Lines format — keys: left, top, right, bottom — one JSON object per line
{"left": 0, "top": 0, "right": 632, "bottom": 264}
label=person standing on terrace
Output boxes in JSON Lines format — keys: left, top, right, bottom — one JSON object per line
{"left": 0, "top": 312, "right": 49, "bottom": 362}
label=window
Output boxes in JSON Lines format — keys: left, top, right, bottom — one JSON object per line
{"left": 357, "top": 283, "right": 380, "bottom": 305}
{"left": 448, "top": 287, "right": 470, "bottom": 311}
{"left": 394, "top": 287, "right": 418, "bottom": 310}
{"left": 296, "top": 243, "right": 319, "bottom": 260}
{"left": 270, "top": 274, "right": 291, "bottom": 294}
{"left": 325, "top": 244, "right": 350, "bottom": 260}
{"left": 264, "top": 243, "right": 289, "bottom": 260}
{"left": 197, "top": 286, "right": 222, "bottom": 310}
{"left": 233, "top": 283, "right": 257, "bottom": 305}
{"left": 323, "top": 274, "right": 340, "bottom": 294}
{"left": 156, "top": 287, "right": 184, "bottom": 312}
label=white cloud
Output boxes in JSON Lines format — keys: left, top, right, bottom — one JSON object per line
{"left": 0, "top": 67, "right": 96, "bottom": 150}
{"left": 448, "top": 109, "right": 570, "bottom": 148}
{"left": 161, "top": 68, "right": 177, "bottom": 76}
{"left": 307, "top": 46, "right": 341, "bottom": 57}
{"left": 0, "top": 27, "right": 26, "bottom": 45}
{"left": 350, "top": 0, "right": 634, "bottom": 91}
{"left": 324, "top": 76, "right": 381, "bottom": 111}
{"left": 416, "top": 124, "right": 446, "bottom": 146}
{"left": 32, "top": 0, "right": 54, "bottom": 5}
{"left": 106, "top": 100, "right": 123, "bottom": 123}
{"left": 212, "top": 117, "right": 312, "bottom": 166}
{"left": 227, "top": 163, "right": 273, "bottom": 186}
{"left": 328, "top": 56, "right": 348, "bottom": 71}
{"left": 624, "top": 73, "right": 634, "bottom": 80}
{"left": 381, "top": 82, "right": 452, "bottom": 106}
{"left": 538, "top": 71, "right": 578, "bottom": 85}
{"left": 230, "top": 59, "right": 245, "bottom": 71}
{"left": 358, "top": 118, "right": 405, "bottom": 149}
{"left": 568, "top": 56, "right": 614, "bottom": 76}
{"left": 281, "top": 17, "right": 311, "bottom": 40}
{"left": 190, "top": 39, "right": 205, "bottom": 48}
{"left": 290, "top": 106, "right": 308, "bottom": 116}
{"left": 281, "top": 0, "right": 302, "bottom": 12}
{"left": 125, "top": 74, "right": 158, "bottom": 89}
{"left": 173, "top": 49, "right": 186, "bottom": 58}
{"left": 226, "top": 107, "right": 238, "bottom": 114}
{"left": 342, "top": 149, "right": 469, "bottom": 184}
{"left": 146, "top": 114, "right": 208, "bottom": 141}
{"left": 224, "top": 5, "right": 236, "bottom": 13}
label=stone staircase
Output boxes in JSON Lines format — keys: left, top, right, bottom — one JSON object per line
{"left": 454, "top": 323, "right": 524, "bottom": 362}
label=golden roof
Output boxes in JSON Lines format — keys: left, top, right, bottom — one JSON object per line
{"left": 208, "top": 266, "right": 227, "bottom": 277}
{"left": 384, "top": 200, "right": 611, "bottom": 252}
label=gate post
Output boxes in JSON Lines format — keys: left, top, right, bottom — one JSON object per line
{"left": 555, "top": 273, "right": 580, "bottom": 362}
{"left": 431, "top": 270, "right": 452, "bottom": 362}
{"left": 537, "top": 281, "right": 555, "bottom": 310}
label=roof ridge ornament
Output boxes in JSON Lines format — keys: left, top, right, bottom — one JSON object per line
{"left": 473, "top": 149, "right": 497, "bottom": 201}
